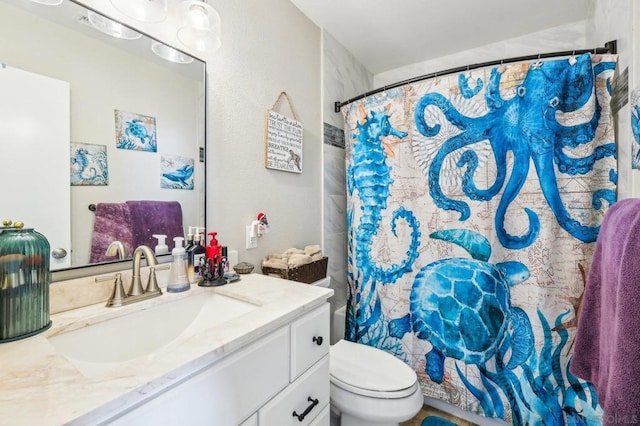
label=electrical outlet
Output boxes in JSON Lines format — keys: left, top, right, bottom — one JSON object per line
{"left": 246, "top": 225, "right": 258, "bottom": 249}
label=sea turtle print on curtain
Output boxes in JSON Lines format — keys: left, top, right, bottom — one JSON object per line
{"left": 344, "top": 53, "right": 617, "bottom": 425}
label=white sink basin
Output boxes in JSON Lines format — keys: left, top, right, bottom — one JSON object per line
{"left": 48, "top": 291, "right": 258, "bottom": 376}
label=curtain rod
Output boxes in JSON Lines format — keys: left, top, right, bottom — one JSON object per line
{"left": 334, "top": 40, "right": 617, "bottom": 113}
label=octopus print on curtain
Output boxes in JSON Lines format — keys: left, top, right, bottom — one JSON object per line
{"left": 344, "top": 53, "right": 617, "bottom": 425}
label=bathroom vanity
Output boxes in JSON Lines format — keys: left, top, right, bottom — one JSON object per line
{"left": 0, "top": 274, "right": 333, "bottom": 425}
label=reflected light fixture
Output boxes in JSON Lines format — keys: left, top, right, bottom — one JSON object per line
{"left": 151, "top": 41, "right": 195, "bottom": 64}
{"left": 29, "top": 0, "right": 63, "bottom": 5}
{"left": 87, "top": 12, "right": 142, "bottom": 40}
{"left": 177, "top": 0, "right": 222, "bottom": 52}
{"left": 110, "top": 0, "right": 167, "bottom": 23}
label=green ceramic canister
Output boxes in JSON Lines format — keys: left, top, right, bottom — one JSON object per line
{"left": 0, "top": 221, "right": 51, "bottom": 342}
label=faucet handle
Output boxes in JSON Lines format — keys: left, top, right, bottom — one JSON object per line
{"left": 145, "top": 267, "right": 163, "bottom": 295}
{"left": 95, "top": 273, "right": 127, "bottom": 307}
{"left": 145, "top": 264, "right": 169, "bottom": 294}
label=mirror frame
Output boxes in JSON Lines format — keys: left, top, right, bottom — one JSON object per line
{"left": 0, "top": 0, "right": 207, "bottom": 281}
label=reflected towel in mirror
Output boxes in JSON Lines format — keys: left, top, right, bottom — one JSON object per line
{"left": 126, "top": 200, "right": 184, "bottom": 251}
{"left": 89, "top": 203, "right": 134, "bottom": 263}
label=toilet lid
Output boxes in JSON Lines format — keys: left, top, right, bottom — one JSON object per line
{"left": 330, "top": 340, "right": 417, "bottom": 396}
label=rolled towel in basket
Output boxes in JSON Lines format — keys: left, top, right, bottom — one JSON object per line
{"left": 288, "top": 253, "right": 313, "bottom": 268}
{"left": 310, "top": 252, "right": 324, "bottom": 261}
{"left": 263, "top": 257, "right": 288, "bottom": 269}
{"left": 304, "top": 244, "right": 322, "bottom": 257}
{"left": 283, "top": 247, "right": 304, "bottom": 256}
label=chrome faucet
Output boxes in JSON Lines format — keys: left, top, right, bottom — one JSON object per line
{"left": 105, "top": 241, "right": 126, "bottom": 260}
{"left": 95, "top": 245, "right": 166, "bottom": 307}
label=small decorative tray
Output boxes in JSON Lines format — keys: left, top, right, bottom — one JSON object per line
{"left": 233, "top": 262, "right": 254, "bottom": 274}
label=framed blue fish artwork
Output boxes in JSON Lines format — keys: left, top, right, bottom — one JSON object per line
{"left": 161, "top": 155, "right": 194, "bottom": 190}
{"left": 70, "top": 142, "right": 108, "bottom": 186}
{"left": 115, "top": 109, "right": 157, "bottom": 152}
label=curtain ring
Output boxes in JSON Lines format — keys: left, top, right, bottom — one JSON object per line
{"left": 568, "top": 50, "right": 578, "bottom": 65}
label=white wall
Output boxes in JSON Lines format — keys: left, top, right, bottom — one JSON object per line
{"left": 206, "top": 0, "right": 322, "bottom": 268}
{"left": 323, "top": 32, "right": 373, "bottom": 129}
{"left": 74, "top": 0, "right": 322, "bottom": 270}
{"left": 322, "top": 31, "right": 373, "bottom": 327}
{"left": 0, "top": 2, "right": 200, "bottom": 266}
{"left": 375, "top": 20, "right": 588, "bottom": 88}
{"left": 586, "top": 0, "right": 635, "bottom": 200}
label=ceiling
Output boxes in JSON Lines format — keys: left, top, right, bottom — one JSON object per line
{"left": 290, "top": 0, "right": 593, "bottom": 75}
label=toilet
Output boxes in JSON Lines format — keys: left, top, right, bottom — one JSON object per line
{"left": 329, "top": 306, "right": 423, "bottom": 426}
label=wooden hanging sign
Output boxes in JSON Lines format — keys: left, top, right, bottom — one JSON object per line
{"left": 264, "top": 92, "right": 303, "bottom": 173}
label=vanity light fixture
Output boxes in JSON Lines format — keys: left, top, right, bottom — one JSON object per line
{"left": 29, "top": 0, "right": 63, "bottom": 5}
{"left": 109, "top": 0, "right": 167, "bottom": 23}
{"left": 87, "top": 12, "right": 142, "bottom": 40}
{"left": 177, "top": 0, "right": 222, "bottom": 52}
{"left": 151, "top": 41, "right": 195, "bottom": 64}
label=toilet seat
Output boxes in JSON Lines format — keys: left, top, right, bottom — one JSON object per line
{"left": 330, "top": 374, "right": 419, "bottom": 399}
{"left": 330, "top": 340, "right": 418, "bottom": 399}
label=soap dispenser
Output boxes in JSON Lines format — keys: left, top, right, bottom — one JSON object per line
{"left": 206, "top": 232, "right": 222, "bottom": 262}
{"left": 152, "top": 234, "right": 168, "bottom": 255}
{"left": 167, "top": 236, "right": 190, "bottom": 293}
{"left": 187, "top": 233, "right": 205, "bottom": 284}
{"left": 184, "top": 227, "right": 194, "bottom": 252}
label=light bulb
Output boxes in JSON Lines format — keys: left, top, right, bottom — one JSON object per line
{"left": 110, "top": 0, "right": 167, "bottom": 23}
{"left": 87, "top": 11, "right": 142, "bottom": 40}
{"left": 30, "top": 0, "right": 63, "bottom": 5}
{"left": 187, "top": 5, "right": 210, "bottom": 32}
{"left": 151, "top": 41, "right": 194, "bottom": 64}
{"left": 177, "top": 0, "right": 222, "bottom": 52}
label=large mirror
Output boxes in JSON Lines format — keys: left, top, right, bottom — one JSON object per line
{"left": 0, "top": 0, "right": 206, "bottom": 275}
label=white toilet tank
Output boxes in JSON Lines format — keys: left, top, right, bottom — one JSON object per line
{"left": 332, "top": 305, "right": 346, "bottom": 345}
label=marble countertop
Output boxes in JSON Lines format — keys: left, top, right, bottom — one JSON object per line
{"left": 0, "top": 274, "right": 333, "bottom": 425}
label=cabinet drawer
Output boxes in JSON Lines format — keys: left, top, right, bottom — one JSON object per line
{"left": 259, "top": 355, "right": 329, "bottom": 426}
{"left": 290, "top": 303, "right": 330, "bottom": 380}
{"left": 240, "top": 413, "right": 258, "bottom": 426}
{"left": 308, "top": 405, "right": 330, "bottom": 426}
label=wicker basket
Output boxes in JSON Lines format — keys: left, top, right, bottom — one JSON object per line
{"left": 262, "top": 257, "right": 328, "bottom": 284}
{"left": 233, "top": 262, "right": 254, "bottom": 274}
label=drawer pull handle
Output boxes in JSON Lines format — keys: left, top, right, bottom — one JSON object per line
{"left": 292, "top": 396, "right": 319, "bottom": 422}
{"left": 312, "top": 336, "right": 323, "bottom": 346}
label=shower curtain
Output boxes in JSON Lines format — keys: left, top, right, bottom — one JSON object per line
{"left": 344, "top": 53, "right": 617, "bottom": 425}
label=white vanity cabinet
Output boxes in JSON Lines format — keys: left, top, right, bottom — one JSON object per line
{"left": 107, "top": 303, "right": 330, "bottom": 426}
{"left": 259, "top": 303, "right": 331, "bottom": 425}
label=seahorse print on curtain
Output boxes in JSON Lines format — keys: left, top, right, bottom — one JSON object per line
{"left": 344, "top": 53, "right": 617, "bottom": 425}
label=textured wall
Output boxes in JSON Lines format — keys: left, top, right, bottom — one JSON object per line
{"left": 586, "top": 0, "right": 635, "bottom": 200}
{"left": 322, "top": 32, "right": 372, "bottom": 336}
{"left": 65, "top": 0, "right": 322, "bottom": 276}
{"left": 203, "top": 0, "right": 322, "bottom": 268}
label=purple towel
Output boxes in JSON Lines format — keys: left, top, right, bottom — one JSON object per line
{"left": 89, "top": 203, "right": 134, "bottom": 263}
{"left": 570, "top": 198, "right": 640, "bottom": 422}
{"left": 125, "top": 200, "right": 184, "bottom": 250}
